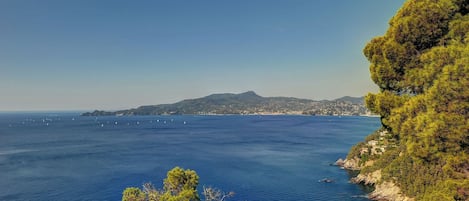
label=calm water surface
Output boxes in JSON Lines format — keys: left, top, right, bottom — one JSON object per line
{"left": 0, "top": 113, "right": 380, "bottom": 201}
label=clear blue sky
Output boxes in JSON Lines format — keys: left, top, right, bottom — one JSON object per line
{"left": 0, "top": 0, "right": 406, "bottom": 111}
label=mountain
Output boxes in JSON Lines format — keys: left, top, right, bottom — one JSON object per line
{"left": 82, "top": 91, "right": 369, "bottom": 116}
{"left": 333, "top": 96, "right": 364, "bottom": 104}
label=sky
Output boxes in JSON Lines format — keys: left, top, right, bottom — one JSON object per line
{"left": 0, "top": 0, "right": 406, "bottom": 111}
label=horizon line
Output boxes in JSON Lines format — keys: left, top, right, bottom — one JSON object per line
{"left": 0, "top": 92, "right": 366, "bottom": 112}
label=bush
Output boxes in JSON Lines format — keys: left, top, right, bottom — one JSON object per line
{"left": 122, "top": 187, "right": 146, "bottom": 201}
{"left": 122, "top": 167, "right": 234, "bottom": 201}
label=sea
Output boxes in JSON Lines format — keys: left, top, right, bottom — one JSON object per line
{"left": 0, "top": 113, "right": 380, "bottom": 201}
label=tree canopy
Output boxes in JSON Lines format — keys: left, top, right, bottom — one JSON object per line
{"left": 122, "top": 167, "right": 234, "bottom": 201}
{"left": 122, "top": 167, "right": 200, "bottom": 201}
{"left": 363, "top": 0, "right": 468, "bottom": 200}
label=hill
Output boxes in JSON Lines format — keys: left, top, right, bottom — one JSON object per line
{"left": 333, "top": 96, "right": 364, "bottom": 104}
{"left": 82, "top": 91, "right": 369, "bottom": 116}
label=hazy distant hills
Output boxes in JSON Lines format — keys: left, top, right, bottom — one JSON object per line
{"left": 333, "top": 96, "right": 364, "bottom": 104}
{"left": 82, "top": 91, "right": 370, "bottom": 116}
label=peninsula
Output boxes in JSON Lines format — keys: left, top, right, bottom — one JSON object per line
{"left": 82, "top": 91, "right": 370, "bottom": 116}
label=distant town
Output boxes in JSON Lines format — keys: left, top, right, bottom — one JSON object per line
{"left": 83, "top": 91, "right": 374, "bottom": 116}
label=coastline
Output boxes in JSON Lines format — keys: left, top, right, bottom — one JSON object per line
{"left": 336, "top": 158, "right": 413, "bottom": 201}
{"left": 336, "top": 129, "right": 414, "bottom": 201}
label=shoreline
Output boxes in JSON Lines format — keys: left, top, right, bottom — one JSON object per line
{"left": 81, "top": 113, "right": 379, "bottom": 117}
{"left": 335, "top": 158, "right": 414, "bottom": 201}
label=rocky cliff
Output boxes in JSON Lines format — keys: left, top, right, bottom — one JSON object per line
{"left": 336, "top": 130, "right": 414, "bottom": 201}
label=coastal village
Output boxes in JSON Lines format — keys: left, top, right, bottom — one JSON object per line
{"left": 83, "top": 92, "right": 373, "bottom": 116}
{"left": 301, "top": 100, "right": 371, "bottom": 116}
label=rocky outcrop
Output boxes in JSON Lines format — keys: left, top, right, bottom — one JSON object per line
{"left": 348, "top": 169, "right": 414, "bottom": 201}
{"left": 335, "top": 158, "right": 345, "bottom": 166}
{"left": 335, "top": 157, "right": 361, "bottom": 170}
{"left": 338, "top": 130, "right": 414, "bottom": 201}
{"left": 369, "top": 182, "right": 414, "bottom": 201}
{"left": 351, "top": 170, "right": 381, "bottom": 185}
{"left": 344, "top": 157, "right": 362, "bottom": 170}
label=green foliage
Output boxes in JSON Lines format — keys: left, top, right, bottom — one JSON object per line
{"left": 358, "top": 0, "right": 469, "bottom": 199}
{"left": 122, "top": 167, "right": 235, "bottom": 201}
{"left": 362, "top": 147, "right": 400, "bottom": 174}
{"left": 364, "top": 129, "right": 382, "bottom": 142}
{"left": 123, "top": 187, "right": 146, "bottom": 201}
{"left": 365, "top": 92, "right": 408, "bottom": 128}
{"left": 122, "top": 167, "right": 200, "bottom": 201}
{"left": 347, "top": 141, "right": 366, "bottom": 160}
{"left": 162, "top": 167, "right": 200, "bottom": 201}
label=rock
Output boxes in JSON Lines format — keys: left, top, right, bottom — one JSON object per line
{"left": 334, "top": 158, "right": 345, "bottom": 166}
{"left": 318, "top": 178, "right": 335, "bottom": 183}
{"left": 349, "top": 170, "right": 414, "bottom": 201}
{"left": 334, "top": 157, "right": 362, "bottom": 170}
{"left": 351, "top": 170, "right": 381, "bottom": 185}
{"left": 343, "top": 157, "right": 361, "bottom": 170}
{"left": 368, "top": 181, "right": 414, "bottom": 201}
{"left": 339, "top": 129, "right": 414, "bottom": 201}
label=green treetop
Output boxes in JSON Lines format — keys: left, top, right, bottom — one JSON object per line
{"left": 122, "top": 167, "right": 200, "bottom": 201}
{"left": 122, "top": 167, "right": 234, "bottom": 201}
{"left": 362, "top": 0, "right": 468, "bottom": 200}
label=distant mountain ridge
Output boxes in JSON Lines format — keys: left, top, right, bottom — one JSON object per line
{"left": 82, "top": 91, "right": 370, "bottom": 116}
{"left": 333, "top": 96, "right": 364, "bottom": 104}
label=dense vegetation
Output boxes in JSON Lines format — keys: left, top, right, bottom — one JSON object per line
{"left": 122, "top": 167, "right": 234, "bottom": 201}
{"left": 356, "top": 0, "right": 469, "bottom": 200}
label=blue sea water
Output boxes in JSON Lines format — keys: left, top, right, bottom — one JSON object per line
{"left": 0, "top": 113, "right": 380, "bottom": 201}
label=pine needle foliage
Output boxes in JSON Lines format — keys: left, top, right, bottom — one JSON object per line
{"left": 360, "top": 0, "right": 469, "bottom": 199}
